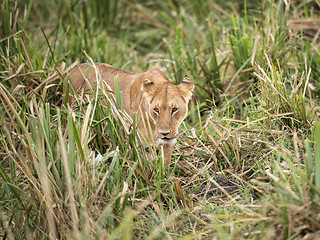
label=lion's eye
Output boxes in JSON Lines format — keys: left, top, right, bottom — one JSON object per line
{"left": 154, "top": 108, "right": 159, "bottom": 114}
{"left": 172, "top": 107, "right": 178, "bottom": 113}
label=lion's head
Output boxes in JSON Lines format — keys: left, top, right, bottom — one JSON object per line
{"left": 130, "top": 67, "right": 194, "bottom": 144}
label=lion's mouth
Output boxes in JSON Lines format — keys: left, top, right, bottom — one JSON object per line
{"left": 159, "top": 136, "right": 177, "bottom": 144}
{"left": 162, "top": 137, "right": 173, "bottom": 140}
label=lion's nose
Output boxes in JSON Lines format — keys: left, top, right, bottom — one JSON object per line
{"left": 160, "top": 130, "right": 171, "bottom": 137}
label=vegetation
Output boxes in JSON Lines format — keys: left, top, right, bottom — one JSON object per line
{"left": 1, "top": 0, "right": 320, "bottom": 239}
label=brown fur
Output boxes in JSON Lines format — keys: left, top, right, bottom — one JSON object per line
{"left": 64, "top": 63, "right": 194, "bottom": 166}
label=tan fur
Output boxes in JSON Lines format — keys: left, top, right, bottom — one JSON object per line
{"left": 64, "top": 63, "right": 194, "bottom": 166}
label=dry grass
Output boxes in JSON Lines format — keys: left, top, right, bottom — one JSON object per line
{"left": 1, "top": 0, "right": 320, "bottom": 239}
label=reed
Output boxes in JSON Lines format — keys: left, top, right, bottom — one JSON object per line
{"left": 1, "top": 0, "right": 320, "bottom": 239}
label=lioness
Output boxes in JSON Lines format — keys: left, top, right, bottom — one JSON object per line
{"left": 64, "top": 63, "right": 194, "bottom": 166}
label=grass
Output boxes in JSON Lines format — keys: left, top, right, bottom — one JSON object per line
{"left": 1, "top": 0, "right": 320, "bottom": 239}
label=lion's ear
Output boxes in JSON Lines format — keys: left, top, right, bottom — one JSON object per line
{"left": 142, "top": 78, "right": 157, "bottom": 95}
{"left": 178, "top": 77, "right": 194, "bottom": 101}
{"left": 147, "top": 67, "right": 169, "bottom": 80}
{"left": 130, "top": 77, "right": 158, "bottom": 108}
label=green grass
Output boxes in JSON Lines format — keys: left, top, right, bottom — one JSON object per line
{"left": 1, "top": 0, "right": 320, "bottom": 239}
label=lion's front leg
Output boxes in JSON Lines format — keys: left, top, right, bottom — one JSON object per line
{"left": 162, "top": 143, "right": 174, "bottom": 167}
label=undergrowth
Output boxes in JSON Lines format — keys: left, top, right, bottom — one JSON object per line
{"left": 1, "top": 0, "right": 320, "bottom": 239}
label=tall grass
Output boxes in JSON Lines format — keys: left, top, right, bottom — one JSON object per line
{"left": 1, "top": 0, "right": 320, "bottom": 239}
